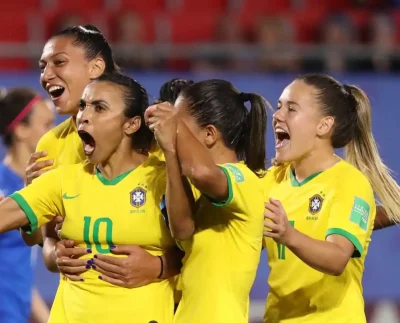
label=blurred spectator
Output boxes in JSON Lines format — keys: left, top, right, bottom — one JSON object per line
{"left": 191, "top": 15, "right": 248, "bottom": 72}
{"left": 303, "top": 14, "right": 367, "bottom": 72}
{"left": 115, "top": 12, "right": 156, "bottom": 70}
{"left": 55, "top": 14, "right": 83, "bottom": 33}
{"left": 216, "top": 15, "right": 244, "bottom": 45}
{"left": 254, "top": 16, "right": 299, "bottom": 73}
{"left": 352, "top": 0, "right": 392, "bottom": 9}
{"left": 368, "top": 13, "right": 400, "bottom": 72}
{"left": 322, "top": 14, "right": 353, "bottom": 72}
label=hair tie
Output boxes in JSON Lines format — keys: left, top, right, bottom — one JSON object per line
{"left": 6, "top": 95, "right": 42, "bottom": 132}
{"left": 239, "top": 92, "right": 250, "bottom": 103}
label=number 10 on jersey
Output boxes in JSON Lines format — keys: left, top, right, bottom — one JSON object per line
{"left": 83, "top": 216, "right": 114, "bottom": 254}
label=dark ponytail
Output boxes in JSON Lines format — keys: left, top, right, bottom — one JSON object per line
{"left": 156, "top": 78, "right": 194, "bottom": 104}
{"left": 181, "top": 79, "right": 269, "bottom": 176}
{"left": 243, "top": 93, "right": 267, "bottom": 176}
{"left": 53, "top": 24, "right": 120, "bottom": 74}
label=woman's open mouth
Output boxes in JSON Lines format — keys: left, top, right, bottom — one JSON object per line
{"left": 47, "top": 85, "right": 65, "bottom": 100}
{"left": 78, "top": 130, "right": 96, "bottom": 156}
{"left": 275, "top": 128, "right": 290, "bottom": 149}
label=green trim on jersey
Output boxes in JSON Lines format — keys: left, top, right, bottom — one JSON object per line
{"left": 95, "top": 167, "right": 134, "bottom": 186}
{"left": 212, "top": 166, "right": 234, "bottom": 207}
{"left": 326, "top": 227, "right": 363, "bottom": 258}
{"left": 290, "top": 168, "right": 323, "bottom": 187}
{"left": 10, "top": 192, "right": 38, "bottom": 234}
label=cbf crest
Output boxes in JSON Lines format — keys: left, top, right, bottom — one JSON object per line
{"left": 309, "top": 194, "right": 323, "bottom": 215}
{"left": 130, "top": 187, "right": 147, "bottom": 208}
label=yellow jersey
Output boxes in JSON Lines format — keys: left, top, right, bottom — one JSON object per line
{"left": 174, "top": 162, "right": 265, "bottom": 323}
{"left": 35, "top": 117, "right": 85, "bottom": 168}
{"left": 150, "top": 141, "right": 165, "bottom": 161}
{"left": 10, "top": 156, "right": 175, "bottom": 323}
{"left": 263, "top": 160, "right": 375, "bottom": 323}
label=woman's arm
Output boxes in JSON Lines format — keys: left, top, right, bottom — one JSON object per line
{"left": 264, "top": 199, "right": 358, "bottom": 276}
{"left": 30, "top": 288, "right": 50, "bottom": 323}
{"left": 20, "top": 230, "right": 43, "bottom": 246}
{"left": 283, "top": 229, "right": 354, "bottom": 276}
{"left": 175, "top": 120, "right": 229, "bottom": 201}
{"left": 150, "top": 104, "right": 196, "bottom": 240}
{"left": 0, "top": 197, "right": 30, "bottom": 233}
{"left": 164, "top": 149, "right": 195, "bottom": 240}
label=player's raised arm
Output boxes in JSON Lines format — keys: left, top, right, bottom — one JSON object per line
{"left": 175, "top": 83, "right": 266, "bottom": 203}
{"left": 147, "top": 102, "right": 195, "bottom": 240}
{"left": 147, "top": 79, "right": 196, "bottom": 240}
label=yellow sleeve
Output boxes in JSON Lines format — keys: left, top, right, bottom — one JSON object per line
{"left": 325, "top": 177, "right": 375, "bottom": 258}
{"left": 35, "top": 130, "right": 58, "bottom": 170}
{"left": 212, "top": 164, "right": 262, "bottom": 219}
{"left": 9, "top": 168, "right": 63, "bottom": 234}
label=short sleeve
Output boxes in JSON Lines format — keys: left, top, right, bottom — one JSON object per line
{"left": 325, "top": 177, "right": 375, "bottom": 258}
{"left": 211, "top": 164, "right": 263, "bottom": 219}
{"left": 9, "top": 168, "right": 63, "bottom": 234}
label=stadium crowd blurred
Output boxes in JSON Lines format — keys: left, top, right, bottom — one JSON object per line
{"left": 3, "top": 0, "right": 400, "bottom": 72}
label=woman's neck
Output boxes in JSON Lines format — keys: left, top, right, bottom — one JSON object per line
{"left": 210, "top": 144, "right": 239, "bottom": 165}
{"left": 3, "top": 143, "right": 32, "bottom": 179}
{"left": 292, "top": 148, "right": 339, "bottom": 183}
{"left": 97, "top": 146, "right": 148, "bottom": 180}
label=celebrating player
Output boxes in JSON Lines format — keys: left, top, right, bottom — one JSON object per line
{"left": 25, "top": 25, "right": 174, "bottom": 286}
{"left": 146, "top": 79, "right": 268, "bottom": 323}
{"left": 0, "top": 88, "right": 53, "bottom": 323}
{"left": 24, "top": 24, "right": 119, "bottom": 249}
{"left": 0, "top": 74, "right": 182, "bottom": 323}
{"left": 263, "top": 73, "right": 400, "bottom": 322}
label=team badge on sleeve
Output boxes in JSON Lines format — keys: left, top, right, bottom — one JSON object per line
{"left": 309, "top": 194, "right": 323, "bottom": 215}
{"left": 130, "top": 187, "right": 147, "bottom": 208}
{"left": 225, "top": 164, "right": 244, "bottom": 183}
{"left": 350, "top": 196, "right": 370, "bottom": 231}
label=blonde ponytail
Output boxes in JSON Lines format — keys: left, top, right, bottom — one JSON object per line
{"left": 345, "top": 85, "right": 400, "bottom": 223}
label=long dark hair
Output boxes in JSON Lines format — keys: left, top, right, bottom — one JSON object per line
{"left": 180, "top": 79, "right": 268, "bottom": 176}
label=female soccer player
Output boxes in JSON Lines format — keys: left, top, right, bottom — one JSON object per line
{"left": 0, "top": 74, "right": 181, "bottom": 323}
{"left": 0, "top": 88, "right": 53, "bottom": 322}
{"left": 263, "top": 73, "right": 400, "bottom": 322}
{"left": 26, "top": 25, "right": 171, "bottom": 286}
{"left": 23, "top": 24, "right": 119, "bottom": 249}
{"left": 146, "top": 79, "right": 268, "bottom": 323}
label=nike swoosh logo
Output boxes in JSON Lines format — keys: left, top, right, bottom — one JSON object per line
{"left": 62, "top": 193, "right": 80, "bottom": 200}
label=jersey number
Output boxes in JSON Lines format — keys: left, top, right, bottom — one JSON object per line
{"left": 277, "top": 221, "right": 295, "bottom": 260}
{"left": 83, "top": 216, "right": 114, "bottom": 254}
